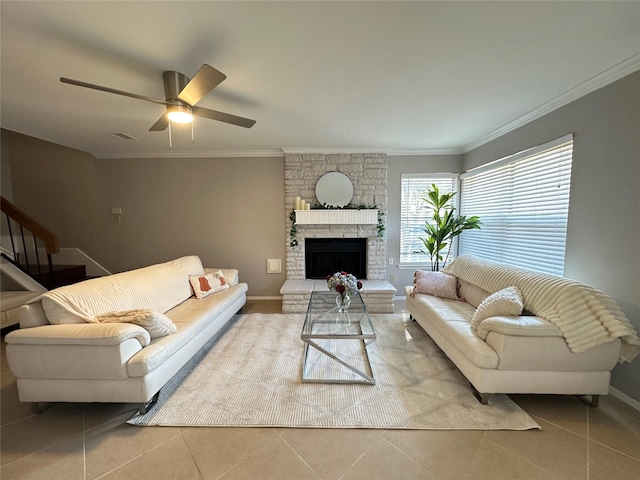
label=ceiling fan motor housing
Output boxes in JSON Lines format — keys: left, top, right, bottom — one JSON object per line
{"left": 163, "top": 71, "right": 190, "bottom": 105}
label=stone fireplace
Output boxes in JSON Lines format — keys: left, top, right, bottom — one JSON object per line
{"left": 280, "top": 153, "right": 396, "bottom": 313}
{"left": 283, "top": 153, "right": 387, "bottom": 280}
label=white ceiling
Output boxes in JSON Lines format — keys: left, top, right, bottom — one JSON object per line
{"left": 1, "top": 1, "right": 639, "bottom": 158}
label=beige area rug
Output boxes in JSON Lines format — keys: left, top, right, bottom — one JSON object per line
{"left": 128, "top": 313, "right": 539, "bottom": 430}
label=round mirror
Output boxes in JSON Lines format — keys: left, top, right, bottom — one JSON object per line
{"left": 315, "top": 172, "right": 354, "bottom": 208}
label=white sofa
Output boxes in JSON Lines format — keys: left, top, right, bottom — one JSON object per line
{"left": 5, "top": 256, "right": 248, "bottom": 413}
{"left": 405, "top": 255, "right": 640, "bottom": 405}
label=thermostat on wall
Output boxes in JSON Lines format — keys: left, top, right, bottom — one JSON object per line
{"left": 267, "top": 259, "right": 282, "bottom": 274}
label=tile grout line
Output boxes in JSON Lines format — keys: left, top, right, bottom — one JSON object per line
{"left": 461, "top": 430, "right": 488, "bottom": 479}
{"left": 586, "top": 406, "right": 590, "bottom": 480}
{"left": 378, "top": 432, "right": 440, "bottom": 477}
{"left": 530, "top": 413, "right": 588, "bottom": 440}
{"left": 0, "top": 429, "right": 84, "bottom": 471}
{"left": 92, "top": 430, "right": 184, "bottom": 479}
{"left": 484, "top": 437, "right": 567, "bottom": 479}
{"left": 1, "top": 411, "right": 39, "bottom": 428}
{"left": 275, "top": 428, "right": 323, "bottom": 480}
{"left": 338, "top": 449, "right": 370, "bottom": 480}
{"left": 335, "top": 428, "right": 388, "bottom": 480}
{"left": 589, "top": 439, "right": 640, "bottom": 462}
{"left": 83, "top": 404, "right": 87, "bottom": 480}
{"left": 178, "top": 432, "right": 205, "bottom": 479}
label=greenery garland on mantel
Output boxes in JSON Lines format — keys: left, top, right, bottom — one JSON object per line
{"left": 289, "top": 204, "right": 385, "bottom": 248}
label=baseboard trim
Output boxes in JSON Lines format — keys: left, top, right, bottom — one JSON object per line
{"left": 246, "top": 296, "right": 282, "bottom": 301}
{"left": 609, "top": 386, "right": 640, "bottom": 412}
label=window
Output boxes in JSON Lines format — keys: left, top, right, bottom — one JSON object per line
{"left": 459, "top": 134, "right": 573, "bottom": 276}
{"left": 400, "top": 174, "right": 458, "bottom": 265}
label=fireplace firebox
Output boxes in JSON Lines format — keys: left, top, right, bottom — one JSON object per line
{"left": 305, "top": 238, "right": 367, "bottom": 279}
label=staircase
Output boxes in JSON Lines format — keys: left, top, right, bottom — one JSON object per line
{"left": 1, "top": 196, "right": 107, "bottom": 328}
{"left": 19, "top": 262, "right": 87, "bottom": 289}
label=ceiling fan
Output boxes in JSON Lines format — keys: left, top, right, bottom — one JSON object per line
{"left": 60, "top": 64, "right": 256, "bottom": 131}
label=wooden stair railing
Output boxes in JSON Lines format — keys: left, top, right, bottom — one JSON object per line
{"left": 1, "top": 196, "right": 60, "bottom": 287}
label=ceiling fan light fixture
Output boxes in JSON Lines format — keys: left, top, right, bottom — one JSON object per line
{"left": 167, "top": 104, "right": 193, "bottom": 124}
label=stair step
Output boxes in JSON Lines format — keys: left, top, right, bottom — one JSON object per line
{"left": 25, "top": 264, "right": 87, "bottom": 289}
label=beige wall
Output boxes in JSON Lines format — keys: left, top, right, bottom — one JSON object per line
{"left": 463, "top": 71, "right": 640, "bottom": 401}
{"left": 94, "top": 156, "right": 286, "bottom": 296}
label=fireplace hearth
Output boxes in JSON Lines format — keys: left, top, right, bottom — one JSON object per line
{"left": 305, "top": 238, "right": 367, "bottom": 279}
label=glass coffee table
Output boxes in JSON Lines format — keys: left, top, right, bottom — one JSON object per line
{"left": 301, "top": 290, "right": 377, "bottom": 384}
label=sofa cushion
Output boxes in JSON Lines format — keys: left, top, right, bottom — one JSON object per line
{"left": 471, "top": 286, "right": 524, "bottom": 334}
{"left": 406, "top": 292, "right": 499, "bottom": 369}
{"left": 476, "top": 315, "right": 563, "bottom": 339}
{"left": 412, "top": 270, "right": 459, "bottom": 300}
{"left": 203, "top": 268, "right": 239, "bottom": 287}
{"left": 97, "top": 309, "right": 178, "bottom": 339}
{"left": 126, "top": 282, "right": 248, "bottom": 377}
{"left": 457, "top": 279, "right": 491, "bottom": 308}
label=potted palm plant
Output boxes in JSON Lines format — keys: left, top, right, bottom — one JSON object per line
{"left": 417, "top": 184, "right": 481, "bottom": 271}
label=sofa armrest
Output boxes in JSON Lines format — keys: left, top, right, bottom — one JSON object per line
{"left": 476, "top": 315, "right": 563, "bottom": 340}
{"left": 5, "top": 323, "right": 150, "bottom": 347}
{"left": 6, "top": 323, "right": 151, "bottom": 381}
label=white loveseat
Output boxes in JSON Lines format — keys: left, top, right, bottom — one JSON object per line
{"left": 405, "top": 255, "right": 640, "bottom": 405}
{"left": 5, "top": 256, "right": 248, "bottom": 413}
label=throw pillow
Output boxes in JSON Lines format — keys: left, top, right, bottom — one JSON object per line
{"left": 189, "top": 270, "right": 230, "bottom": 299}
{"left": 97, "top": 309, "right": 177, "bottom": 339}
{"left": 411, "top": 270, "right": 459, "bottom": 300}
{"left": 471, "top": 286, "right": 524, "bottom": 332}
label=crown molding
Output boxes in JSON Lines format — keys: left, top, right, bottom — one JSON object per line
{"left": 281, "top": 147, "right": 462, "bottom": 156}
{"left": 95, "top": 149, "right": 285, "bottom": 159}
{"left": 462, "top": 53, "right": 640, "bottom": 154}
{"left": 96, "top": 146, "right": 463, "bottom": 159}
{"left": 387, "top": 148, "right": 462, "bottom": 156}
{"left": 281, "top": 147, "right": 389, "bottom": 155}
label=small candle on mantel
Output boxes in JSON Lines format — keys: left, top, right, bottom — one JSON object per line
{"left": 305, "top": 202, "right": 311, "bottom": 210}
{"left": 300, "top": 200, "right": 306, "bottom": 210}
{"left": 295, "top": 196, "right": 301, "bottom": 210}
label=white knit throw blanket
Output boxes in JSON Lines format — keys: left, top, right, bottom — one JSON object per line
{"left": 443, "top": 255, "right": 640, "bottom": 363}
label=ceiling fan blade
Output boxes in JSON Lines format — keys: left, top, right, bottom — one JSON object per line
{"left": 149, "top": 114, "right": 169, "bottom": 131}
{"left": 60, "top": 77, "right": 171, "bottom": 107}
{"left": 192, "top": 106, "right": 256, "bottom": 128}
{"left": 177, "top": 64, "right": 226, "bottom": 106}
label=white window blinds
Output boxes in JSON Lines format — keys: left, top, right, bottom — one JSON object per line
{"left": 459, "top": 134, "right": 573, "bottom": 276}
{"left": 400, "top": 174, "right": 458, "bottom": 264}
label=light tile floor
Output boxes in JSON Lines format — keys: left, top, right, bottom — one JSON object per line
{"left": 1, "top": 299, "right": 639, "bottom": 480}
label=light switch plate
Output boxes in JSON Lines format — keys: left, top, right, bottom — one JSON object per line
{"left": 267, "top": 259, "right": 282, "bottom": 274}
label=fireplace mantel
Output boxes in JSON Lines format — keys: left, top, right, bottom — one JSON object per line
{"left": 295, "top": 209, "right": 378, "bottom": 225}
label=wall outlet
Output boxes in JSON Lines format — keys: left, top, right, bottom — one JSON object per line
{"left": 390, "top": 274, "right": 396, "bottom": 282}
{"left": 388, "top": 257, "right": 394, "bottom": 265}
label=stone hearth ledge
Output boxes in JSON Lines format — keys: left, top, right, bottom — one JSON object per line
{"left": 280, "top": 279, "right": 396, "bottom": 314}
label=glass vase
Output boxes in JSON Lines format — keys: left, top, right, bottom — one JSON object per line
{"left": 336, "top": 293, "right": 351, "bottom": 313}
